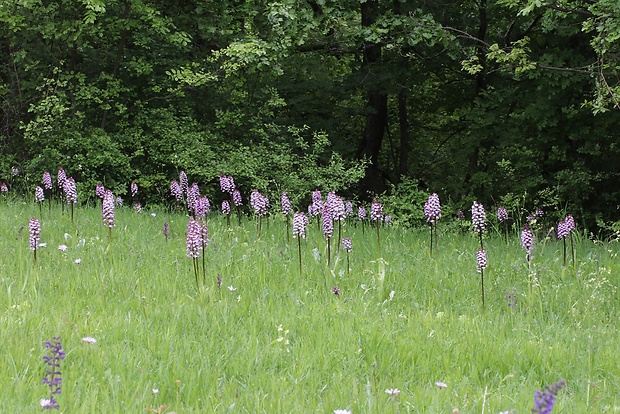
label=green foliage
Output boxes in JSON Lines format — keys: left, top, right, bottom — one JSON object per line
{"left": 381, "top": 177, "right": 428, "bottom": 228}
{"left": 176, "top": 125, "right": 366, "bottom": 209}
{"left": 24, "top": 128, "right": 130, "bottom": 203}
{"left": 487, "top": 38, "right": 538, "bottom": 77}
{"left": 2, "top": 0, "right": 620, "bottom": 234}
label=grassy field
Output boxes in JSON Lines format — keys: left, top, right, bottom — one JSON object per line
{"left": 1, "top": 200, "right": 619, "bottom": 413}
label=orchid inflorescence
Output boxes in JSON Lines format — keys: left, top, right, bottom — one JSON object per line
{"left": 102, "top": 189, "right": 115, "bottom": 229}
{"left": 424, "top": 193, "right": 441, "bottom": 223}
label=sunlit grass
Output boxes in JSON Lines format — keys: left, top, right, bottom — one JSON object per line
{"left": 0, "top": 200, "right": 619, "bottom": 412}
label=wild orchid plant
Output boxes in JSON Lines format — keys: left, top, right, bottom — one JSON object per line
{"left": 102, "top": 189, "right": 115, "bottom": 237}
{"left": 186, "top": 217, "right": 202, "bottom": 290}
{"left": 281, "top": 192, "right": 291, "bottom": 242}
{"left": 250, "top": 189, "right": 269, "bottom": 237}
{"left": 424, "top": 193, "right": 441, "bottom": 255}
{"left": 329, "top": 193, "right": 346, "bottom": 253}
{"left": 293, "top": 211, "right": 308, "bottom": 277}
{"left": 43, "top": 171, "right": 53, "bottom": 211}
{"left": 232, "top": 188, "right": 243, "bottom": 224}
{"left": 358, "top": 205, "right": 367, "bottom": 234}
{"left": 322, "top": 203, "right": 334, "bottom": 267}
{"left": 342, "top": 236, "right": 352, "bottom": 273}
{"left": 497, "top": 205, "right": 509, "bottom": 240}
{"left": 471, "top": 201, "right": 487, "bottom": 308}
{"left": 557, "top": 215, "right": 576, "bottom": 267}
{"left": 309, "top": 190, "right": 323, "bottom": 231}
{"left": 64, "top": 177, "right": 77, "bottom": 223}
{"left": 222, "top": 200, "right": 231, "bottom": 227}
{"left": 35, "top": 186, "right": 45, "bottom": 215}
{"left": 29, "top": 216, "right": 41, "bottom": 263}
{"left": 370, "top": 198, "right": 383, "bottom": 255}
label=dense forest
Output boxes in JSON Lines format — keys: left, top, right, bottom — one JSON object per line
{"left": 1, "top": 0, "right": 620, "bottom": 231}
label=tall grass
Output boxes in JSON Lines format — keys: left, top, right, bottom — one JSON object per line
{"left": 0, "top": 201, "right": 619, "bottom": 413}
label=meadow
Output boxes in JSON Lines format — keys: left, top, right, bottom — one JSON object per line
{"left": 1, "top": 198, "right": 619, "bottom": 413}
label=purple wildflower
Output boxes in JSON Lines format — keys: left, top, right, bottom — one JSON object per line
{"left": 131, "top": 182, "right": 138, "bottom": 198}
{"left": 11, "top": 166, "right": 19, "bottom": 176}
{"left": 308, "top": 190, "right": 323, "bottom": 217}
{"left": 330, "top": 194, "right": 346, "bottom": 221}
{"left": 342, "top": 237, "right": 352, "bottom": 253}
{"left": 194, "top": 195, "right": 210, "bottom": 218}
{"left": 43, "top": 172, "right": 53, "bottom": 191}
{"left": 217, "top": 274, "right": 222, "bottom": 289}
{"left": 186, "top": 217, "right": 202, "bottom": 258}
{"left": 293, "top": 212, "right": 308, "bottom": 239}
{"left": 57, "top": 168, "right": 66, "bottom": 190}
{"left": 476, "top": 248, "right": 487, "bottom": 273}
{"left": 497, "top": 206, "right": 509, "bottom": 222}
{"left": 0, "top": 182, "right": 7, "bottom": 193}
{"left": 29, "top": 217, "right": 41, "bottom": 251}
{"left": 532, "top": 379, "right": 566, "bottom": 414}
{"left": 232, "top": 188, "right": 243, "bottom": 206}
{"left": 250, "top": 189, "right": 269, "bottom": 216}
{"left": 358, "top": 205, "right": 367, "bottom": 221}
{"left": 326, "top": 191, "right": 337, "bottom": 209}
{"left": 281, "top": 192, "right": 292, "bottom": 215}
{"left": 35, "top": 186, "right": 45, "bottom": 203}
{"left": 370, "top": 198, "right": 383, "bottom": 221}
{"left": 42, "top": 337, "right": 65, "bottom": 410}
{"left": 222, "top": 200, "right": 231, "bottom": 215}
{"left": 133, "top": 203, "right": 142, "bottom": 212}
{"left": 115, "top": 196, "right": 123, "bottom": 206}
{"left": 384, "top": 215, "right": 392, "bottom": 224}
{"left": 179, "top": 171, "right": 188, "bottom": 193}
{"left": 307, "top": 203, "right": 316, "bottom": 217}
{"left": 95, "top": 183, "right": 105, "bottom": 199}
{"left": 219, "top": 174, "right": 235, "bottom": 194}
{"left": 521, "top": 225, "right": 534, "bottom": 256}
{"left": 506, "top": 291, "right": 518, "bottom": 309}
{"left": 102, "top": 190, "right": 115, "bottom": 228}
{"left": 332, "top": 285, "right": 340, "bottom": 297}
{"left": 345, "top": 201, "right": 353, "bottom": 217}
{"left": 312, "top": 189, "right": 322, "bottom": 205}
{"left": 187, "top": 183, "right": 199, "bottom": 212}
{"left": 163, "top": 222, "right": 169, "bottom": 240}
{"left": 170, "top": 180, "right": 183, "bottom": 201}
{"left": 535, "top": 207, "right": 544, "bottom": 217}
{"left": 199, "top": 219, "right": 210, "bottom": 248}
{"left": 565, "top": 215, "right": 575, "bottom": 232}
{"left": 457, "top": 209, "right": 465, "bottom": 220}
{"left": 308, "top": 201, "right": 321, "bottom": 217}
{"left": 424, "top": 193, "right": 441, "bottom": 223}
{"left": 322, "top": 204, "right": 334, "bottom": 239}
{"left": 557, "top": 220, "right": 569, "bottom": 239}
{"left": 250, "top": 189, "right": 260, "bottom": 214}
{"left": 64, "top": 178, "right": 77, "bottom": 204}
{"left": 471, "top": 201, "right": 487, "bottom": 234}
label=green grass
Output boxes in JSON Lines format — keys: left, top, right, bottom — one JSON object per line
{"left": 1, "top": 200, "right": 619, "bottom": 413}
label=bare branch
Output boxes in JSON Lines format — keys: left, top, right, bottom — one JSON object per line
{"left": 536, "top": 64, "right": 595, "bottom": 74}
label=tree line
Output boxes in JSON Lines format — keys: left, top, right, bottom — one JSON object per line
{"left": 1, "top": 0, "right": 619, "bottom": 231}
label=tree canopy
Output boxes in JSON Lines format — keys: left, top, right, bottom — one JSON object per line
{"left": 1, "top": 0, "right": 620, "bottom": 230}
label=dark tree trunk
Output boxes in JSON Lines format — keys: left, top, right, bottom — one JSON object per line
{"left": 464, "top": 0, "right": 488, "bottom": 195}
{"left": 397, "top": 89, "right": 409, "bottom": 182}
{"left": 101, "top": 0, "right": 131, "bottom": 130}
{"left": 358, "top": 0, "right": 388, "bottom": 198}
